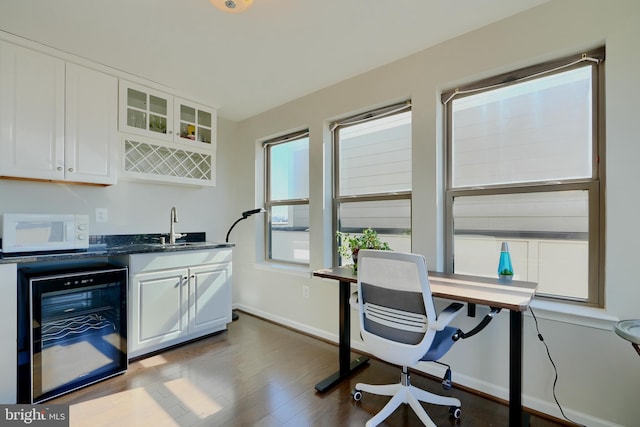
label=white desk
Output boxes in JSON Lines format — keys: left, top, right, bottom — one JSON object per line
{"left": 313, "top": 267, "right": 537, "bottom": 427}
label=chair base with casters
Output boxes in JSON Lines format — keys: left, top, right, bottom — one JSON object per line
{"left": 353, "top": 365, "right": 461, "bottom": 427}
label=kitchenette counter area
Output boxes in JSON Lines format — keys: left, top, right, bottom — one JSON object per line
{"left": 0, "top": 232, "right": 235, "bottom": 264}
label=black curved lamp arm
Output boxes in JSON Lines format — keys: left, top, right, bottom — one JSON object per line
{"left": 225, "top": 208, "right": 266, "bottom": 242}
{"left": 225, "top": 217, "right": 246, "bottom": 242}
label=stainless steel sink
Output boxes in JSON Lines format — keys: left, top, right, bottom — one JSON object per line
{"left": 145, "top": 242, "right": 210, "bottom": 249}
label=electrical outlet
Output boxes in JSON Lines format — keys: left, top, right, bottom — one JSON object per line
{"left": 95, "top": 208, "right": 108, "bottom": 223}
{"left": 302, "top": 285, "right": 310, "bottom": 299}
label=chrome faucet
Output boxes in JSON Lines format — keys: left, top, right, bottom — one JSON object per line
{"left": 169, "top": 206, "right": 186, "bottom": 244}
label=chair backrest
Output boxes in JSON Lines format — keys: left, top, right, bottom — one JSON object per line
{"left": 357, "top": 249, "right": 438, "bottom": 366}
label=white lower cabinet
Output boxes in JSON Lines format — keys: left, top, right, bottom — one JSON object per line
{"left": 133, "top": 267, "right": 188, "bottom": 353}
{"left": 122, "top": 249, "right": 231, "bottom": 358}
{"left": 0, "top": 263, "right": 17, "bottom": 403}
{"left": 189, "top": 263, "right": 232, "bottom": 336}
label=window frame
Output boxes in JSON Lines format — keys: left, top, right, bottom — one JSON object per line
{"left": 263, "top": 129, "right": 310, "bottom": 265}
{"left": 332, "top": 101, "right": 413, "bottom": 266}
{"left": 443, "top": 48, "right": 605, "bottom": 307}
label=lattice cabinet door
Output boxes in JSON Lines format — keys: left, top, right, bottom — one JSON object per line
{"left": 122, "top": 138, "right": 216, "bottom": 186}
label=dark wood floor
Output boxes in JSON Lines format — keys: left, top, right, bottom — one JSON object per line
{"left": 51, "top": 312, "right": 567, "bottom": 426}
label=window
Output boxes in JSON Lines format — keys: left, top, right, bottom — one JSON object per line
{"left": 264, "top": 130, "right": 309, "bottom": 264}
{"left": 443, "top": 48, "right": 605, "bottom": 306}
{"left": 333, "top": 102, "right": 412, "bottom": 266}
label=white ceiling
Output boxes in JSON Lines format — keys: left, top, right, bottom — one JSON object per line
{"left": 0, "top": 0, "right": 549, "bottom": 121}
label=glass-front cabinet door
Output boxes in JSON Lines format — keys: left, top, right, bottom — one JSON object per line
{"left": 174, "top": 98, "right": 216, "bottom": 146}
{"left": 119, "top": 81, "right": 174, "bottom": 141}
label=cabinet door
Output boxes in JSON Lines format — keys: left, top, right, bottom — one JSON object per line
{"left": 189, "top": 263, "right": 231, "bottom": 336}
{"left": 0, "top": 264, "right": 17, "bottom": 403}
{"left": 65, "top": 63, "right": 118, "bottom": 185}
{"left": 130, "top": 268, "right": 188, "bottom": 357}
{"left": 0, "top": 40, "right": 65, "bottom": 180}
{"left": 119, "top": 81, "right": 174, "bottom": 142}
{"left": 174, "top": 98, "right": 216, "bottom": 146}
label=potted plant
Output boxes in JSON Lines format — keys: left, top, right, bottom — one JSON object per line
{"left": 336, "top": 227, "right": 392, "bottom": 272}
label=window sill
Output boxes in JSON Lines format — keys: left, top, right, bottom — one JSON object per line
{"left": 528, "top": 299, "right": 618, "bottom": 331}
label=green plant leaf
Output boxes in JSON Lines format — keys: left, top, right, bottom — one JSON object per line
{"left": 336, "top": 227, "right": 392, "bottom": 259}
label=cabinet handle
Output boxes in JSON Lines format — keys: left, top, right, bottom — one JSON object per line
{"left": 57, "top": 166, "right": 63, "bottom": 171}
{"left": 183, "top": 276, "right": 188, "bottom": 281}
{"left": 190, "top": 274, "right": 195, "bottom": 279}
{"left": 68, "top": 168, "right": 74, "bottom": 172}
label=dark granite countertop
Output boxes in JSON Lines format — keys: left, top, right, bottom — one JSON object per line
{"left": 0, "top": 232, "right": 234, "bottom": 265}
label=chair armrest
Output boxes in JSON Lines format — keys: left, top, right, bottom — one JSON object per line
{"left": 454, "top": 306, "right": 502, "bottom": 340}
{"left": 349, "top": 292, "right": 360, "bottom": 310}
{"left": 433, "top": 302, "right": 464, "bottom": 331}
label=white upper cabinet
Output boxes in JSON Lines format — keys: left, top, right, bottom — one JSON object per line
{"left": 0, "top": 40, "right": 65, "bottom": 180}
{"left": 119, "top": 81, "right": 217, "bottom": 186}
{"left": 119, "top": 81, "right": 174, "bottom": 142}
{"left": 0, "top": 40, "right": 117, "bottom": 185}
{"left": 65, "top": 63, "right": 118, "bottom": 185}
{"left": 1, "top": 36, "right": 217, "bottom": 187}
{"left": 119, "top": 80, "right": 217, "bottom": 147}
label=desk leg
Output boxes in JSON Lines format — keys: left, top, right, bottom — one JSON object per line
{"left": 315, "top": 279, "right": 369, "bottom": 393}
{"left": 509, "top": 310, "right": 526, "bottom": 426}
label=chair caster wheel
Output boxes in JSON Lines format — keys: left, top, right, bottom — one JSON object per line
{"left": 352, "top": 389, "right": 363, "bottom": 402}
{"left": 449, "top": 406, "right": 461, "bottom": 419}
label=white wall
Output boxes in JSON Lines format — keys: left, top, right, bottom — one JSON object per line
{"left": 231, "top": 1, "right": 640, "bottom": 426}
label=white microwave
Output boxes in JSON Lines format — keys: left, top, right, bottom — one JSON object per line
{"left": 1, "top": 213, "right": 89, "bottom": 253}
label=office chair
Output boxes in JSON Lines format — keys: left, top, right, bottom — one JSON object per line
{"left": 352, "top": 250, "right": 464, "bottom": 427}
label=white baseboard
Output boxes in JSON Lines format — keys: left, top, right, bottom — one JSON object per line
{"left": 232, "top": 304, "right": 338, "bottom": 343}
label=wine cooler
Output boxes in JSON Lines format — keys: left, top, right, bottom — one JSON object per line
{"left": 17, "top": 263, "right": 128, "bottom": 403}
